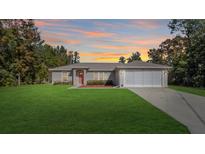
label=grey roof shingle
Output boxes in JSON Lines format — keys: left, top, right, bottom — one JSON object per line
{"left": 49, "top": 61, "right": 171, "bottom": 71}
{"left": 116, "top": 61, "right": 171, "bottom": 69}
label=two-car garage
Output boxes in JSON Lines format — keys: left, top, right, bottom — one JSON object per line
{"left": 121, "top": 69, "right": 168, "bottom": 87}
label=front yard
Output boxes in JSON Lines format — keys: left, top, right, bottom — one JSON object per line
{"left": 0, "top": 85, "right": 189, "bottom": 133}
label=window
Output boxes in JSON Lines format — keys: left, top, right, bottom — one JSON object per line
{"left": 62, "top": 72, "right": 68, "bottom": 81}
{"left": 93, "top": 72, "right": 110, "bottom": 80}
{"left": 103, "top": 72, "right": 109, "bottom": 80}
{"left": 99, "top": 72, "right": 104, "bottom": 80}
{"left": 93, "top": 72, "right": 98, "bottom": 80}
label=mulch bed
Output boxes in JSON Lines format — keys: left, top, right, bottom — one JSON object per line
{"left": 80, "top": 85, "right": 113, "bottom": 88}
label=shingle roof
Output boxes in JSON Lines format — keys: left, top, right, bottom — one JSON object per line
{"left": 116, "top": 61, "right": 171, "bottom": 69}
{"left": 49, "top": 61, "right": 171, "bottom": 71}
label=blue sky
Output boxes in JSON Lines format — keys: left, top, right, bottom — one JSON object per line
{"left": 35, "top": 19, "right": 171, "bottom": 62}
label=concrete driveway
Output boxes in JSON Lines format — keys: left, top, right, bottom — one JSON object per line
{"left": 129, "top": 88, "right": 205, "bottom": 134}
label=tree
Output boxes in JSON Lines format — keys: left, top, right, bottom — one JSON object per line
{"left": 67, "top": 51, "right": 73, "bottom": 64}
{"left": 148, "top": 36, "right": 188, "bottom": 85}
{"left": 127, "top": 51, "right": 142, "bottom": 63}
{"left": 66, "top": 51, "right": 80, "bottom": 64}
{"left": 148, "top": 48, "right": 164, "bottom": 64}
{"left": 148, "top": 20, "right": 205, "bottom": 87}
{"left": 0, "top": 19, "right": 43, "bottom": 85}
{"left": 73, "top": 51, "right": 80, "bottom": 63}
{"left": 35, "top": 63, "right": 48, "bottom": 83}
{"left": 0, "top": 20, "right": 14, "bottom": 86}
{"left": 0, "top": 19, "right": 76, "bottom": 86}
{"left": 168, "top": 19, "right": 205, "bottom": 87}
{"left": 34, "top": 44, "right": 71, "bottom": 83}
{"left": 118, "top": 56, "right": 126, "bottom": 63}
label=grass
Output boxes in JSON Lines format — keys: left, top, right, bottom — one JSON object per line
{"left": 0, "top": 85, "right": 189, "bottom": 133}
{"left": 169, "top": 85, "right": 205, "bottom": 97}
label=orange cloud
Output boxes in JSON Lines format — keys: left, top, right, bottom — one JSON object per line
{"left": 94, "top": 55, "right": 149, "bottom": 62}
{"left": 35, "top": 20, "right": 68, "bottom": 28}
{"left": 80, "top": 51, "right": 148, "bottom": 62}
{"left": 80, "top": 52, "right": 129, "bottom": 57}
{"left": 83, "top": 31, "right": 114, "bottom": 37}
{"left": 63, "top": 39, "right": 81, "bottom": 44}
{"left": 35, "top": 21, "right": 48, "bottom": 27}
{"left": 35, "top": 20, "right": 114, "bottom": 38}
{"left": 35, "top": 21, "right": 57, "bottom": 27}
{"left": 42, "top": 31, "right": 68, "bottom": 37}
{"left": 41, "top": 31, "right": 78, "bottom": 45}
{"left": 95, "top": 57, "right": 119, "bottom": 62}
{"left": 131, "top": 20, "right": 161, "bottom": 29}
{"left": 100, "top": 36, "right": 169, "bottom": 47}
{"left": 132, "top": 40, "right": 161, "bottom": 45}
{"left": 42, "top": 35, "right": 80, "bottom": 45}
{"left": 128, "top": 37, "right": 168, "bottom": 45}
{"left": 93, "top": 45, "right": 150, "bottom": 51}
{"left": 93, "top": 45, "right": 130, "bottom": 50}
{"left": 89, "top": 46, "right": 149, "bottom": 61}
{"left": 94, "top": 20, "right": 161, "bottom": 31}
{"left": 69, "top": 28, "right": 114, "bottom": 38}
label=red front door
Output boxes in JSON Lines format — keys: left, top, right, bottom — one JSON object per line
{"left": 79, "top": 72, "right": 84, "bottom": 85}
{"left": 76, "top": 70, "right": 84, "bottom": 86}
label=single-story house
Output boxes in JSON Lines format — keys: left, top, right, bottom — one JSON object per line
{"left": 49, "top": 61, "right": 171, "bottom": 87}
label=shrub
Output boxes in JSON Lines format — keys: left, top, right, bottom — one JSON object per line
{"left": 87, "top": 80, "right": 113, "bottom": 85}
{"left": 53, "top": 81, "right": 72, "bottom": 85}
{"left": 0, "top": 69, "right": 16, "bottom": 86}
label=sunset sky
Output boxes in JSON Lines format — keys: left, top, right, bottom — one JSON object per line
{"left": 34, "top": 19, "right": 171, "bottom": 62}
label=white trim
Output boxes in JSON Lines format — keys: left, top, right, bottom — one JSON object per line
{"left": 123, "top": 70, "right": 125, "bottom": 87}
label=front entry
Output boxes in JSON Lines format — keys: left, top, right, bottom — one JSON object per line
{"left": 76, "top": 70, "right": 84, "bottom": 86}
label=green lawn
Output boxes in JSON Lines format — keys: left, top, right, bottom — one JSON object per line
{"left": 169, "top": 85, "right": 205, "bottom": 97}
{"left": 0, "top": 85, "right": 189, "bottom": 133}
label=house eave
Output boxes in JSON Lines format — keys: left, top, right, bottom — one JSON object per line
{"left": 49, "top": 69, "right": 72, "bottom": 71}
{"left": 88, "top": 69, "right": 115, "bottom": 71}
{"left": 116, "top": 66, "right": 172, "bottom": 69}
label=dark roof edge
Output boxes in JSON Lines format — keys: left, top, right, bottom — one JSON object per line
{"left": 49, "top": 69, "right": 71, "bottom": 71}
{"left": 49, "top": 67, "right": 171, "bottom": 72}
{"left": 116, "top": 66, "right": 172, "bottom": 69}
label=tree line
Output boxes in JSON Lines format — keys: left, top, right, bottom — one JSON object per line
{"left": 118, "top": 19, "right": 205, "bottom": 87}
{"left": 0, "top": 19, "right": 80, "bottom": 86}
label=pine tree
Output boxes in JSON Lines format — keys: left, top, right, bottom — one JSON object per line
{"left": 118, "top": 56, "right": 126, "bottom": 63}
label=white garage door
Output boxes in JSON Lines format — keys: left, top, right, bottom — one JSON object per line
{"left": 124, "top": 69, "right": 162, "bottom": 87}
